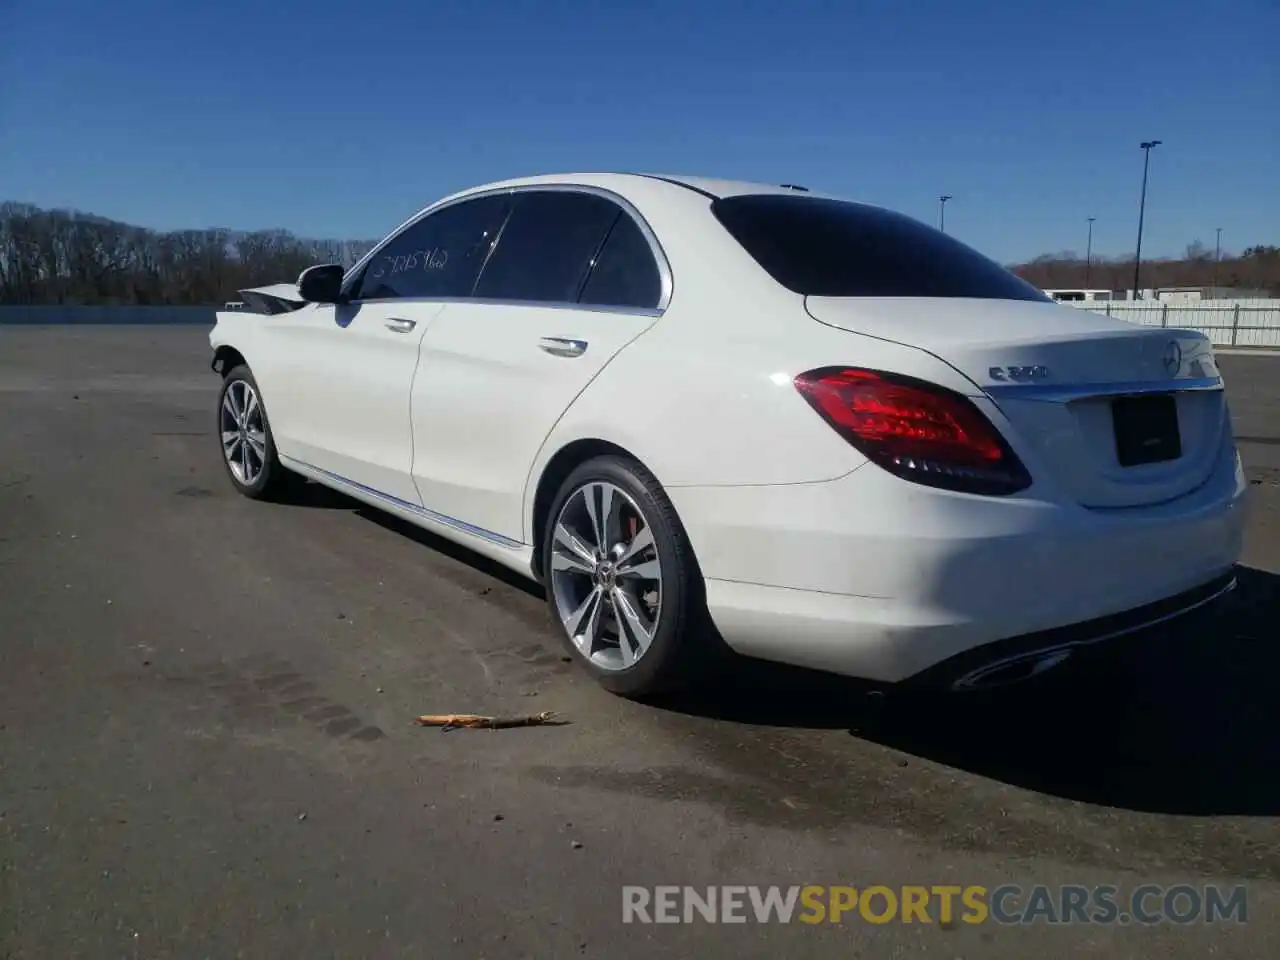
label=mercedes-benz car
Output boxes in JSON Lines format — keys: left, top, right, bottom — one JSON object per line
{"left": 209, "top": 173, "right": 1247, "bottom": 697}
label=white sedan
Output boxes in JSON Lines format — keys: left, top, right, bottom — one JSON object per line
{"left": 209, "top": 173, "right": 1247, "bottom": 696}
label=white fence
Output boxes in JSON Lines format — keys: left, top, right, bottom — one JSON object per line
{"left": 1067, "top": 299, "right": 1280, "bottom": 348}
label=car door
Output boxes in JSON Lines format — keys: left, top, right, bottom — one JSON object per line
{"left": 264, "top": 193, "right": 512, "bottom": 505}
{"left": 410, "top": 188, "right": 668, "bottom": 545}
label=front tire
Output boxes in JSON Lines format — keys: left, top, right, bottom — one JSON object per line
{"left": 542, "top": 455, "right": 712, "bottom": 697}
{"left": 217, "top": 364, "right": 292, "bottom": 501}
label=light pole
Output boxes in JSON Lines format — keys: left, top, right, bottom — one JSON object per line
{"left": 1132, "top": 140, "right": 1161, "bottom": 299}
{"left": 1213, "top": 227, "right": 1222, "bottom": 294}
{"left": 1085, "top": 217, "right": 1096, "bottom": 289}
{"left": 939, "top": 195, "right": 952, "bottom": 233}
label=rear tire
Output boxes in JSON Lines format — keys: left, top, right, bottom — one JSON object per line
{"left": 541, "top": 455, "right": 713, "bottom": 697}
{"left": 217, "top": 364, "right": 293, "bottom": 501}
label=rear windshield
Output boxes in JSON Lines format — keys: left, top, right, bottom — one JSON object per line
{"left": 711, "top": 194, "right": 1050, "bottom": 301}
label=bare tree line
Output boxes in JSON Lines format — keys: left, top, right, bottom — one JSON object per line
{"left": 1012, "top": 241, "right": 1280, "bottom": 296}
{"left": 2, "top": 200, "right": 1277, "bottom": 305}
{"left": 0, "top": 202, "right": 377, "bottom": 305}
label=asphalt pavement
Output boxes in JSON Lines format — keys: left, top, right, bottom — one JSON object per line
{"left": 1, "top": 326, "right": 1278, "bottom": 959}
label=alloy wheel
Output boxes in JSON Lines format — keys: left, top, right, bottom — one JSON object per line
{"left": 549, "top": 481, "right": 663, "bottom": 671}
{"left": 220, "top": 379, "right": 268, "bottom": 486}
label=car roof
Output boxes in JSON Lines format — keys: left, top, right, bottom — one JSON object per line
{"left": 359, "top": 173, "right": 857, "bottom": 273}
{"left": 435, "top": 172, "right": 840, "bottom": 207}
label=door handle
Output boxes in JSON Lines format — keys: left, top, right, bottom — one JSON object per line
{"left": 538, "top": 337, "right": 588, "bottom": 358}
{"left": 385, "top": 317, "right": 417, "bottom": 333}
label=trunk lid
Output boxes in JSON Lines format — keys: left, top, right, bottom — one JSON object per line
{"left": 804, "top": 296, "right": 1227, "bottom": 508}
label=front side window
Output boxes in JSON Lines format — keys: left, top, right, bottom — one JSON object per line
{"left": 473, "top": 191, "right": 620, "bottom": 304}
{"left": 712, "top": 194, "right": 1051, "bottom": 302}
{"left": 350, "top": 194, "right": 512, "bottom": 301}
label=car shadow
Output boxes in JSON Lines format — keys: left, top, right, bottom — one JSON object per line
{"left": 649, "top": 565, "right": 1280, "bottom": 817}
{"left": 283, "top": 480, "right": 544, "bottom": 599}
{"left": 276, "top": 477, "right": 1278, "bottom": 815}
{"left": 279, "top": 479, "right": 360, "bottom": 510}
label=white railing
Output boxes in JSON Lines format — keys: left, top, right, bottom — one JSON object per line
{"left": 1066, "top": 299, "right": 1280, "bottom": 348}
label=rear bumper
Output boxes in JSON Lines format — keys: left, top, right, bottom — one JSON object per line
{"left": 902, "top": 570, "right": 1236, "bottom": 690}
{"left": 668, "top": 435, "right": 1248, "bottom": 683}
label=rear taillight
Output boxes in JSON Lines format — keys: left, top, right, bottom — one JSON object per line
{"left": 794, "top": 367, "right": 1031, "bottom": 495}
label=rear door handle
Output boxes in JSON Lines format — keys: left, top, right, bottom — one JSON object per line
{"left": 385, "top": 317, "right": 417, "bottom": 333}
{"left": 538, "top": 337, "right": 588, "bottom": 358}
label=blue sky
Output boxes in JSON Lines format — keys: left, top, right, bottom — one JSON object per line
{"left": 2, "top": 0, "right": 1276, "bottom": 264}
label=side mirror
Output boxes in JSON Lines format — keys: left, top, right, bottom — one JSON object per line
{"left": 297, "top": 263, "right": 346, "bottom": 304}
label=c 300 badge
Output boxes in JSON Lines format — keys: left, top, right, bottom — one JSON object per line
{"left": 988, "top": 365, "right": 1050, "bottom": 382}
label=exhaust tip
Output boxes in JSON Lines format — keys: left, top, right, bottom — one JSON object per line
{"left": 950, "top": 648, "right": 1074, "bottom": 692}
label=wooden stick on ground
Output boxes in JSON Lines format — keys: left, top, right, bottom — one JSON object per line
{"left": 414, "top": 711, "right": 566, "bottom": 731}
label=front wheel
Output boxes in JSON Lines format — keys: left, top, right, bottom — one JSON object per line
{"left": 217, "top": 365, "right": 293, "bottom": 500}
{"left": 542, "top": 455, "right": 713, "bottom": 697}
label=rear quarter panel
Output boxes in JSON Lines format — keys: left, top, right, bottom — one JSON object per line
{"left": 523, "top": 296, "right": 985, "bottom": 534}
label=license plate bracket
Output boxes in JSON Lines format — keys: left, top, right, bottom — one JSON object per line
{"left": 1112, "top": 393, "right": 1181, "bottom": 467}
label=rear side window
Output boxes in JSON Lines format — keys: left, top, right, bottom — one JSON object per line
{"left": 712, "top": 195, "right": 1050, "bottom": 301}
{"left": 578, "top": 213, "right": 663, "bottom": 310}
{"left": 474, "top": 191, "right": 619, "bottom": 304}
{"left": 352, "top": 194, "right": 511, "bottom": 301}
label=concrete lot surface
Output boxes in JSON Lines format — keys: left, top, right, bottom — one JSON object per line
{"left": 1, "top": 326, "right": 1278, "bottom": 959}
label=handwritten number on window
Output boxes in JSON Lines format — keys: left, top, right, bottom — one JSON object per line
{"left": 384, "top": 249, "right": 450, "bottom": 275}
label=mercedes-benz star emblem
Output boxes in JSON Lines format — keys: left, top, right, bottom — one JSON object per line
{"left": 1162, "top": 340, "right": 1182, "bottom": 376}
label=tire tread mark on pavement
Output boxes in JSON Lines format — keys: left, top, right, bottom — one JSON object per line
{"left": 178, "top": 655, "right": 386, "bottom": 743}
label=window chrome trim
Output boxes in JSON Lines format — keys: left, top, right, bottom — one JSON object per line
{"left": 343, "top": 183, "right": 673, "bottom": 313}
{"left": 350, "top": 294, "right": 662, "bottom": 318}
{"left": 984, "top": 376, "right": 1224, "bottom": 403}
